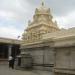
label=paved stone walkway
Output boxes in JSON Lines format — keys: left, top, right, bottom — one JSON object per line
{"left": 0, "top": 65, "right": 53, "bottom": 75}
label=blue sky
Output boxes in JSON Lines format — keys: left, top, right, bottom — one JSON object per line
{"left": 0, "top": 0, "right": 75, "bottom": 39}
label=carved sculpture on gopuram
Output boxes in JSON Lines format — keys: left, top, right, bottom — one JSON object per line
{"left": 22, "top": 1, "right": 60, "bottom": 44}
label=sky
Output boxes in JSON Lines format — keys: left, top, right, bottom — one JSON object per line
{"left": 0, "top": 0, "right": 75, "bottom": 39}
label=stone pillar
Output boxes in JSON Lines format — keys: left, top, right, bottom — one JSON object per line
{"left": 8, "top": 45, "right": 12, "bottom": 57}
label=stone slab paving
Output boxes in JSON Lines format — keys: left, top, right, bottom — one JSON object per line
{"left": 0, "top": 65, "right": 53, "bottom": 75}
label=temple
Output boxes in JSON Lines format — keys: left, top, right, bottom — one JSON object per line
{"left": 16, "top": 1, "right": 75, "bottom": 75}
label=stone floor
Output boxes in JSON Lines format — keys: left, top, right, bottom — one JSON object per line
{"left": 0, "top": 64, "right": 53, "bottom": 75}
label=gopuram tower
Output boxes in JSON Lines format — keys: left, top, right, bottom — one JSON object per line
{"left": 22, "top": 1, "right": 60, "bottom": 45}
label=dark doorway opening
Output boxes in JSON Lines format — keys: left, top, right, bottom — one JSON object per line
{"left": 0, "top": 43, "right": 8, "bottom": 59}
{"left": 11, "top": 44, "right": 20, "bottom": 59}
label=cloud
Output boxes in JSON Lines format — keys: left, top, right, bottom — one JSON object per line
{"left": 0, "top": 25, "right": 23, "bottom": 39}
{"left": 54, "top": 10, "right": 75, "bottom": 29}
{"left": 46, "top": 0, "right": 75, "bottom": 16}
{"left": 0, "top": 0, "right": 33, "bottom": 39}
{"left": 0, "top": 10, "right": 17, "bottom": 21}
{"left": 0, "top": 0, "right": 34, "bottom": 21}
{"left": 0, "top": 0, "right": 75, "bottom": 39}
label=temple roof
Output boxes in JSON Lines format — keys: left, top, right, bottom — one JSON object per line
{"left": 0, "top": 37, "right": 21, "bottom": 44}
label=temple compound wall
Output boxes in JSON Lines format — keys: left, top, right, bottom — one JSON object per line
{"left": 54, "top": 46, "right": 75, "bottom": 75}
{"left": 53, "top": 36, "right": 75, "bottom": 75}
{"left": 21, "top": 43, "right": 55, "bottom": 70}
